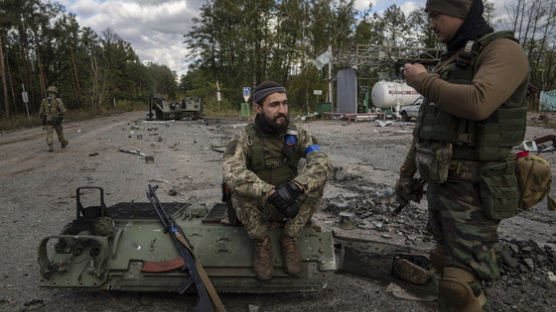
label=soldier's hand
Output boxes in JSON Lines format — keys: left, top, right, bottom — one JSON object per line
{"left": 267, "top": 183, "right": 304, "bottom": 218}
{"left": 395, "top": 177, "right": 423, "bottom": 203}
{"left": 403, "top": 63, "right": 427, "bottom": 88}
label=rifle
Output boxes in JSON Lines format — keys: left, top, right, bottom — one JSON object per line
{"left": 392, "top": 177, "right": 426, "bottom": 216}
{"left": 147, "top": 184, "right": 226, "bottom": 312}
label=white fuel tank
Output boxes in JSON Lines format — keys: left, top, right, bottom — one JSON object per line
{"left": 371, "top": 81, "right": 421, "bottom": 110}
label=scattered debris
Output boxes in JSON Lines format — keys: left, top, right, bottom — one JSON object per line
{"left": 211, "top": 144, "right": 227, "bottom": 153}
{"left": 157, "top": 136, "right": 163, "bottom": 142}
{"left": 338, "top": 211, "right": 356, "bottom": 230}
{"left": 137, "top": 134, "right": 142, "bottom": 140}
{"left": 376, "top": 120, "right": 394, "bottom": 127}
{"left": 76, "top": 129, "right": 82, "bottom": 133}
{"left": 143, "top": 120, "right": 175, "bottom": 124}
{"left": 386, "top": 283, "right": 436, "bottom": 302}
{"left": 119, "top": 148, "right": 146, "bottom": 158}
{"left": 88, "top": 152, "right": 99, "bottom": 157}
{"left": 145, "top": 155, "right": 155, "bottom": 164}
{"left": 248, "top": 304, "right": 260, "bottom": 312}
{"left": 148, "top": 179, "right": 169, "bottom": 184}
{"left": 168, "top": 189, "right": 178, "bottom": 196}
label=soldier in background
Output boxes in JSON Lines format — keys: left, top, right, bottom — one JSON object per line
{"left": 222, "top": 81, "right": 332, "bottom": 280}
{"left": 397, "top": 0, "right": 529, "bottom": 310}
{"left": 39, "top": 86, "right": 68, "bottom": 152}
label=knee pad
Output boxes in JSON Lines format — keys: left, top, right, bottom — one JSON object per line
{"left": 439, "top": 267, "right": 486, "bottom": 312}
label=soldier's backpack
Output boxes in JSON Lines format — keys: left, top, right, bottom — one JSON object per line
{"left": 515, "top": 152, "right": 555, "bottom": 211}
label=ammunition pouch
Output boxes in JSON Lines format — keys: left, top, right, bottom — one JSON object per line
{"left": 479, "top": 160, "right": 519, "bottom": 219}
{"left": 515, "top": 154, "right": 556, "bottom": 211}
{"left": 415, "top": 141, "right": 453, "bottom": 184}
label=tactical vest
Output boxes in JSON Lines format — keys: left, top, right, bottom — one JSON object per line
{"left": 245, "top": 123, "right": 300, "bottom": 186}
{"left": 413, "top": 31, "right": 528, "bottom": 162}
{"left": 42, "top": 97, "right": 58, "bottom": 121}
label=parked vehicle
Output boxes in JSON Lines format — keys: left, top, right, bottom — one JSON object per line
{"left": 399, "top": 97, "right": 423, "bottom": 121}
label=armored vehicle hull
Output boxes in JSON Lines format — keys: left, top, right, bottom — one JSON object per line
{"left": 148, "top": 96, "right": 202, "bottom": 120}
{"left": 38, "top": 188, "right": 336, "bottom": 294}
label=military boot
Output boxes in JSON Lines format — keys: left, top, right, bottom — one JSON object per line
{"left": 281, "top": 235, "right": 302, "bottom": 275}
{"left": 61, "top": 139, "right": 68, "bottom": 148}
{"left": 253, "top": 236, "right": 273, "bottom": 280}
{"left": 48, "top": 145, "right": 54, "bottom": 152}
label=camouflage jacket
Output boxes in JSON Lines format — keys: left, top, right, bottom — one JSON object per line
{"left": 222, "top": 121, "right": 332, "bottom": 200}
{"left": 39, "top": 97, "right": 66, "bottom": 121}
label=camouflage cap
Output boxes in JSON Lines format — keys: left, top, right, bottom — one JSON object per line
{"left": 426, "top": 0, "right": 472, "bottom": 19}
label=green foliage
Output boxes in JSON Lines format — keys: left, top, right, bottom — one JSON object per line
{"left": 0, "top": 1, "right": 175, "bottom": 120}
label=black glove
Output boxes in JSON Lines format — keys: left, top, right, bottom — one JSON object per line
{"left": 267, "top": 183, "right": 304, "bottom": 218}
{"left": 57, "top": 115, "right": 64, "bottom": 123}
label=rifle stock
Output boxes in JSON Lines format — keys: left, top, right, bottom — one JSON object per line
{"left": 147, "top": 184, "right": 226, "bottom": 312}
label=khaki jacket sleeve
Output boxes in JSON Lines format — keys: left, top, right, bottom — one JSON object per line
{"left": 56, "top": 98, "right": 66, "bottom": 115}
{"left": 293, "top": 127, "right": 332, "bottom": 193}
{"left": 222, "top": 129, "right": 274, "bottom": 200}
{"left": 413, "top": 38, "right": 529, "bottom": 121}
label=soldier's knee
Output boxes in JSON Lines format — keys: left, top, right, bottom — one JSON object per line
{"left": 439, "top": 267, "right": 486, "bottom": 312}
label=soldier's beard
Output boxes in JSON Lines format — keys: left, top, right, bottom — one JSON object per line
{"left": 259, "top": 111, "right": 290, "bottom": 134}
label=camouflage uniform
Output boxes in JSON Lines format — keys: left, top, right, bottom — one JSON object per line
{"left": 39, "top": 87, "right": 68, "bottom": 152}
{"left": 398, "top": 1, "right": 529, "bottom": 310}
{"left": 222, "top": 122, "right": 331, "bottom": 241}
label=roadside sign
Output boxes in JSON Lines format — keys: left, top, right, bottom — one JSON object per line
{"left": 313, "top": 90, "right": 323, "bottom": 95}
{"left": 242, "top": 87, "right": 251, "bottom": 103}
{"left": 217, "top": 91, "right": 221, "bottom": 102}
{"left": 21, "top": 91, "right": 29, "bottom": 103}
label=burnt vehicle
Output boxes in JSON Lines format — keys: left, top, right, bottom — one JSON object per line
{"left": 38, "top": 186, "right": 336, "bottom": 295}
{"left": 148, "top": 96, "right": 202, "bottom": 120}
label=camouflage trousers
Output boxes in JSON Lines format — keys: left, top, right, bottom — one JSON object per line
{"left": 45, "top": 124, "right": 67, "bottom": 147}
{"left": 427, "top": 178, "right": 500, "bottom": 282}
{"left": 231, "top": 186, "right": 324, "bottom": 240}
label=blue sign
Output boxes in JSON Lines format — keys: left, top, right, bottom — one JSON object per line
{"left": 242, "top": 87, "right": 251, "bottom": 102}
{"left": 540, "top": 90, "right": 556, "bottom": 111}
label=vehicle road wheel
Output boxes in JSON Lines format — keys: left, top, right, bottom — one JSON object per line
{"left": 401, "top": 111, "right": 410, "bottom": 122}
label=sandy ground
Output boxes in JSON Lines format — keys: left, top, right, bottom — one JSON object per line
{"left": 0, "top": 111, "right": 555, "bottom": 312}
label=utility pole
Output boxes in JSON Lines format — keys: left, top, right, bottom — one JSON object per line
{"left": 328, "top": 44, "right": 334, "bottom": 113}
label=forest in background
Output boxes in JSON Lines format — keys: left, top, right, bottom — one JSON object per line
{"left": 0, "top": 0, "right": 178, "bottom": 121}
{"left": 182, "top": 0, "right": 556, "bottom": 112}
{"left": 1, "top": 0, "right": 555, "bottom": 124}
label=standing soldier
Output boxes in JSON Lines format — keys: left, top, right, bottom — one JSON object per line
{"left": 397, "top": 0, "right": 529, "bottom": 311}
{"left": 222, "top": 81, "right": 332, "bottom": 280}
{"left": 39, "top": 86, "right": 68, "bottom": 152}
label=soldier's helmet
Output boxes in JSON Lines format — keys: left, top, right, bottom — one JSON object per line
{"left": 46, "top": 86, "right": 58, "bottom": 94}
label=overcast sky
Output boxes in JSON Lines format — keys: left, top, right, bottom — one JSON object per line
{"left": 52, "top": 0, "right": 514, "bottom": 76}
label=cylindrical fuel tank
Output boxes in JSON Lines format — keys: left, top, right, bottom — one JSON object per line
{"left": 371, "top": 81, "right": 421, "bottom": 109}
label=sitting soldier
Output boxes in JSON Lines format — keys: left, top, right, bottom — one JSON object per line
{"left": 222, "top": 81, "right": 332, "bottom": 280}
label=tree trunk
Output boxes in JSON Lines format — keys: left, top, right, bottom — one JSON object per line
{"left": 69, "top": 45, "right": 81, "bottom": 107}
{"left": 33, "top": 29, "right": 47, "bottom": 98}
{"left": 5, "top": 46, "right": 16, "bottom": 115}
{"left": 0, "top": 35, "right": 9, "bottom": 119}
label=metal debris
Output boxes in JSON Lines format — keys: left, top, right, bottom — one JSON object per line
{"left": 376, "top": 120, "right": 394, "bottom": 127}
{"left": 211, "top": 144, "right": 227, "bottom": 153}
{"left": 119, "top": 148, "right": 146, "bottom": 158}
{"left": 88, "top": 152, "right": 99, "bottom": 157}
{"left": 142, "top": 120, "right": 175, "bottom": 124}
{"left": 145, "top": 155, "right": 155, "bottom": 164}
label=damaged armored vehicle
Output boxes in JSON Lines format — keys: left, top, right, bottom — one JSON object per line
{"left": 38, "top": 186, "right": 336, "bottom": 296}
{"left": 148, "top": 96, "right": 202, "bottom": 120}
